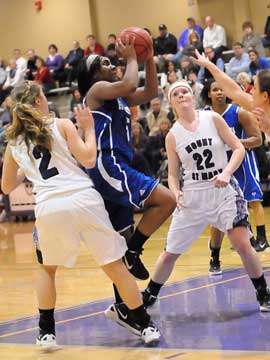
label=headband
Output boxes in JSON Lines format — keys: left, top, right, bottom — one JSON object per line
{"left": 86, "top": 54, "right": 100, "bottom": 72}
{"left": 168, "top": 81, "right": 193, "bottom": 101}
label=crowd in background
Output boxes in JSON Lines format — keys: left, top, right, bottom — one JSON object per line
{"left": 1, "top": 14, "right": 270, "bottom": 216}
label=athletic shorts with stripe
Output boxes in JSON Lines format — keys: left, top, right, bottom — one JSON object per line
{"left": 165, "top": 177, "right": 248, "bottom": 254}
{"left": 88, "top": 157, "right": 159, "bottom": 232}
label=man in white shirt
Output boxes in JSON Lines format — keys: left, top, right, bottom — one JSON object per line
{"left": 203, "top": 16, "right": 227, "bottom": 56}
{"left": 226, "top": 42, "right": 250, "bottom": 80}
{"left": 13, "top": 48, "right": 27, "bottom": 76}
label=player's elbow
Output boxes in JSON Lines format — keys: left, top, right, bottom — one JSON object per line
{"left": 82, "top": 155, "right": 96, "bottom": 169}
{"left": 1, "top": 180, "right": 12, "bottom": 195}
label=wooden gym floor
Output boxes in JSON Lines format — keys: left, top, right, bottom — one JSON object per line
{"left": 0, "top": 207, "right": 270, "bottom": 360}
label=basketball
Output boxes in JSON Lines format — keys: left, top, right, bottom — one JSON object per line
{"left": 119, "top": 27, "right": 153, "bottom": 63}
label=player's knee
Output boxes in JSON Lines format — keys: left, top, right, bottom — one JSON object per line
{"left": 161, "top": 251, "right": 179, "bottom": 266}
{"left": 162, "top": 191, "right": 176, "bottom": 215}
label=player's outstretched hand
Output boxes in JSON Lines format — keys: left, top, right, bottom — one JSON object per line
{"left": 74, "top": 104, "right": 94, "bottom": 131}
{"left": 190, "top": 49, "right": 211, "bottom": 67}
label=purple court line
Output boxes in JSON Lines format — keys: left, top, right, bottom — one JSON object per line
{"left": 0, "top": 267, "right": 270, "bottom": 351}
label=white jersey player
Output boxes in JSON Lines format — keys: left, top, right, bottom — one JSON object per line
{"left": 1, "top": 81, "right": 160, "bottom": 346}
{"left": 141, "top": 81, "right": 270, "bottom": 312}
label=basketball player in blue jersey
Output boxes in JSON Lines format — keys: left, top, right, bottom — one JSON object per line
{"left": 77, "top": 37, "right": 176, "bottom": 332}
{"left": 142, "top": 80, "right": 270, "bottom": 312}
{"left": 200, "top": 80, "right": 269, "bottom": 275}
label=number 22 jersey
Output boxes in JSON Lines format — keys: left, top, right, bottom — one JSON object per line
{"left": 9, "top": 118, "right": 93, "bottom": 203}
{"left": 170, "top": 110, "right": 228, "bottom": 190}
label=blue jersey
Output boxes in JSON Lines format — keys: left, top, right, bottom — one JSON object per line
{"left": 91, "top": 97, "right": 133, "bottom": 164}
{"left": 205, "top": 104, "right": 262, "bottom": 201}
{"left": 87, "top": 97, "right": 158, "bottom": 232}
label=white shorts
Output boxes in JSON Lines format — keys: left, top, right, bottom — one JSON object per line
{"left": 34, "top": 188, "right": 127, "bottom": 267}
{"left": 166, "top": 179, "right": 248, "bottom": 254}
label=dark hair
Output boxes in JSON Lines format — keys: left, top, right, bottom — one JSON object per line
{"left": 257, "top": 69, "right": 270, "bottom": 95}
{"left": 248, "top": 48, "right": 259, "bottom": 56}
{"left": 242, "top": 21, "right": 253, "bottom": 31}
{"left": 107, "top": 43, "right": 116, "bottom": 51}
{"left": 200, "top": 78, "right": 230, "bottom": 105}
{"left": 36, "top": 56, "right": 45, "bottom": 66}
{"left": 144, "top": 28, "right": 152, "bottom": 35}
{"left": 48, "top": 44, "right": 58, "bottom": 52}
{"left": 108, "top": 33, "right": 116, "bottom": 39}
{"left": 77, "top": 56, "right": 101, "bottom": 97}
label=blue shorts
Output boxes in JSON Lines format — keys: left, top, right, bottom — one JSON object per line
{"left": 234, "top": 152, "right": 263, "bottom": 202}
{"left": 88, "top": 157, "right": 159, "bottom": 232}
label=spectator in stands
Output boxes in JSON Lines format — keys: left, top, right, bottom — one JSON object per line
{"left": 178, "top": 17, "right": 203, "bottom": 51}
{"left": 171, "top": 18, "right": 203, "bottom": 63}
{"left": 262, "top": 16, "right": 270, "bottom": 49}
{"left": 160, "top": 61, "right": 182, "bottom": 88}
{"left": 248, "top": 49, "right": 270, "bottom": 78}
{"left": 45, "top": 44, "right": 65, "bottom": 84}
{"left": 147, "top": 119, "right": 171, "bottom": 176}
{"left": 106, "top": 44, "right": 120, "bottom": 67}
{"left": 69, "top": 87, "right": 82, "bottom": 124}
{"left": 35, "top": 57, "right": 55, "bottom": 94}
{"left": 26, "top": 49, "right": 38, "bottom": 80}
{"left": 198, "top": 46, "right": 224, "bottom": 84}
{"left": 226, "top": 42, "right": 250, "bottom": 81}
{"left": 188, "top": 71, "right": 203, "bottom": 109}
{"left": 186, "top": 31, "right": 203, "bottom": 54}
{"left": 84, "top": 34, "right": 104, "bottom": 57}
{"left": 13, "top": 48, "right": 27, "bottom": 76}
{"left": 105, "top": 34, "right": 117, "bottom": 55}
{"left": 131, "top": 122, "right": 153, "bottom": 176}
{"left": 178, "top": 55, "right": 199, "bottom": 80}
{"left": 203, "top": 16, "right": 227, "bottom": 56}
{"left": 236, "top": 72, "right": 253, "bottom": 94}
{"left": 154, "top": 24, "right": 178, "bottom": 72}
{"left": 0, "top": 58, "right": 6, "bottom": 88}
{"left": 65, "top": 41, "right": 84, "bottom": 86}
{"left": 167, "top": 71, "right": 179, "bottom": 84}
{"left": 146, "top": 97, "right": 170, "bottom": 135}
{"left": 242, "top": 21, "right": 265, "bottom": 57}
{"left": 0, "top": 59, "right": 24, "bottom": 104}
{"left": 70, "top": 87, "right": 82, "bottom": 112}
{"left": 0, "top": 96, "right": 12, "bottom": 126}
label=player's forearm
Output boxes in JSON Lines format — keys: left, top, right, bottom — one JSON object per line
{"left": 144, "top": 57, "right": 158, "bottom": 99}
{"left": 168, "top": 174, "right": 180, "bottom": 197}
{"left": 82, "top": 128, "right": 97, "bottom": 168}
{"left": 123, "top": 57, "right": 138, "bottom": 91}
{"left": 224, "top": 147, "right": 245, "bottom": 175}
{"left": 240, "top": 136, "right": 262, "bottom": 149}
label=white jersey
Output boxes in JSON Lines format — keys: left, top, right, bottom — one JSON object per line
{"left": 10, "top": 119, "right": 94, "bottom": 203}
{"left": 170, "top": 110, "right": 228, "bottom": 190}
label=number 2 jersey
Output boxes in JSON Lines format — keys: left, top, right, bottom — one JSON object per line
{"left": 9, "top": 119, "right": 94, "bottom": 204}
{"left": 170, "top": 110, "right": 228, "bottom": 190}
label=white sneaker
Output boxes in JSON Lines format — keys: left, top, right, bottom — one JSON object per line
{"left": 141, "top": 323, "right": 160, "bottom": 345}
{"left": 36, "top": 333, "right": 56, "bottom": 347}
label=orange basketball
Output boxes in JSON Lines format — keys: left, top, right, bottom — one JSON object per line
{"left": 119, "top": 27, "right": 153, "bottom": 63}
